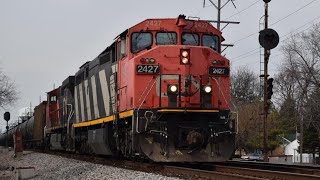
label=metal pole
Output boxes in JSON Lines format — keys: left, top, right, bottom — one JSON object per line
{"left": 300, "top": 114, "right": 303, "bottom": 163}
{"left": 217, "top": 0, "right": 221, "bottom": 30}
{"left": 6, "top": 121, "right": 8, "bottom": 148}
{"left": 263, "top": 2, "right": 270, "bottom": 162}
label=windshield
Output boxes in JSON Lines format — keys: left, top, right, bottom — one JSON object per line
{"left": 131, "top": 32, "right": 152, "bottom": 53}
{"left": 156, "top": 32, "right": 177, "bottom": 45}
{"left": 202, "top": 34, "right": 219, "bottom": 51}
{"left": 182, "top": 33, "right": 199, "bottom": 46}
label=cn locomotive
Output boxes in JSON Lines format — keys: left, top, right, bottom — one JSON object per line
{"left": 0, "top": 15, "right": 236, "bottom": 162}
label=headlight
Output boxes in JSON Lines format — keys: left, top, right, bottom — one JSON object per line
{"left": 169, "top": 85, "right": 178, "bottom": 93}
{"left": 182, "top": 58, "right": 189, "bottom": 64}
{"left": 204, "top": 85, "right": 212, "bottom": 93}
{"left": 181, "top": 51, "right": 188, "bottom": 57}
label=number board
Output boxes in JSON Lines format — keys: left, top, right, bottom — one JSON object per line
{"left": 136, "top": 65, "right": 160, "bottom": 74}
{"left": 208, "top": 67, "right": 229, "bottom": 76}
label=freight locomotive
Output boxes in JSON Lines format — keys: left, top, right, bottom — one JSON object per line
{"left": 0, "top": 15, "right": 236, "bottom": 162}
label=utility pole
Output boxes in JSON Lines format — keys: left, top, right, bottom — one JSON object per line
{"left": 203, "top": 0, "right": 239, "bottom": 31}
{"left": 217, "top": 0, "right": 221, "bottom": 30}
{"left": 203, "top": 0, "right": 239, "bottom": 52}
{"left": 300, "top": 113, "right": 303, "bottom": 163}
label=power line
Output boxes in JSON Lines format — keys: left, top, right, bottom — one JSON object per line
{"left": 231, "top": 15, "right": 320, "bottom": 61}
{"left": 225, "top": 0, "right": 260, "bottom": 20}
{"left": 270, "top": 0, "right": 318, "bottom": 27}
{"left": 232, "top": 47, "right": 260, "bottom": 60}
{"left": 233, "top": 31, "right": 258, "bottom": 44}
{"left": 280, "top": 15, "right": 320, "bottom": 41}
{"left": 204, "top": 0, "right": 238, "bottom": 30}
{"left": 232, "top": 0, "right": 319, "bottom": 45}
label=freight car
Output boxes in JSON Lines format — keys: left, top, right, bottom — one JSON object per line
{"left": 0, "top": 102, "right": 46, "bottom": 148}
{"left": 1, "top": 15, "right": 236, "bottom": 162}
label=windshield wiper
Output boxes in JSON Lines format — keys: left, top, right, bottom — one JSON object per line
{"left": 164, "top": 31, "right": 175, "bottom": 45}
{"left": 186, "top": 30, "right": 198, "bottom": 46}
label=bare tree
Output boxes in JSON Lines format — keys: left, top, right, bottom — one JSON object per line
{"left": 231, "top": 67, "right": 262, "bottom": 153}
{"left": 278, "top": 24, "right": 320, "bottom": 162}
{"left": 281, "top": 24, "right": 320, "bottom": 99}
{"left": 305, "top": 88, "right": 320, "bottom": 133}
{"left": 231, "top": 66, "right": 260, "bottom": 104}
{"left": 0, "top": 69, "right": 18, "bottom": 109}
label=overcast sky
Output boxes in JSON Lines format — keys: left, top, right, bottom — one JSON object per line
{"left": 1, "top": 0, "right": 319, "bottom": 131}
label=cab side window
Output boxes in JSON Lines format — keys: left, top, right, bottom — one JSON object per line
{"left": 50, "top": 96, "right": 57, "bottom": 103}
{"left": 131, "top": 32, "right": 152, "bottom": 53}
{"left": 117, "top": 37, "right": 127, "bottom": 59}
{"left": 182, "top": 33, "right": 199, "bottom": 46}
{"left": 156, "top": 32, "right": 177, "bottom": 45}
{"left": 202, "top": 34, "right": 219, "bottom": 51}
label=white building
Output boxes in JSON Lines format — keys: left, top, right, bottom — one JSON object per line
{"left": 284, "top": 139, "right": 317, "bottom": 164}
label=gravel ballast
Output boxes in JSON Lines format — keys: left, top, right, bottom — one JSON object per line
{"left": 0, "top": 149, "right": 181, "bottom": 180}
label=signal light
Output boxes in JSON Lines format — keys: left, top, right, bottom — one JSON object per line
{"left": 140, "top": 58, "right": 156, "bottom": 64}
{"left": 212, "top": 59, "right": 225, "bottom": 65}
{"left": 4, "top": 112, "right": 10, "bottom": 121}
{"left": 149, "top": 58, "right": 155, "bottom": 63}
{"left": 267, "top": 78, "right": 274, "bottom": 99}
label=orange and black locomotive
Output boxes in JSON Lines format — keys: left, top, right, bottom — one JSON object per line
{"left": 1, "top": 15, "right": 236, "bottom": 162}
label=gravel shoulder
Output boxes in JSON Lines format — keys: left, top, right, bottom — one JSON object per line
{"left": 0, "top": 149, "right": 181, "bottom": 180}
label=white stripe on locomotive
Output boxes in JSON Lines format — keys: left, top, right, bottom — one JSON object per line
{"left": 84, "top": 79, "right": 92, "bottom": 120}
{"left": 79, "top": 82, "right": 85, "bottom": 122}
{"left": 99, "top": 69, "right": 111, "bottom": 116}
{"left": 74, "top": 86, "right": 79, "bottom": 123}
{"left": 91, "top": 75, "right": 100, "bottom": 119}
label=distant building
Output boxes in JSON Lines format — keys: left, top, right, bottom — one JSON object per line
{"left": 269, "top": 134, "right": 318, "bottom": 164}
{"left": 18, "top": 107, "right": 34, "bottom": 123}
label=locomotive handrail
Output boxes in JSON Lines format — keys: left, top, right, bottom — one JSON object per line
{"left": 230, "top": 111, "right": 239, "bottom": 134}
{"left": 48, "top": 104, "right": 74, "bottom": 129}
{"left": 66, "top": 104, "right": 74, "bottom": 137}
{"left": 136, "top": 76, "right": 159, "bottom": 108}
{"left": 211, "top": 76, "right": 228, "bottom": 106}
{"left": 136, "top": 75, "right": 160, "bottom": 133}
{"left": 211, "top": 76, "right": 238, "bottom": 134}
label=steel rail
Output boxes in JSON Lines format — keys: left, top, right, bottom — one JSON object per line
{"left": 221, "top": 161, "right": 320, "bottom": 176}
{"left": 213, "top": 165, "right": 320, "bottom": 180}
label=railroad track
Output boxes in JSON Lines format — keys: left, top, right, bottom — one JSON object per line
{"left": 222, "top": 161, "right": 320, "bottom": 176}
{"left": 169, "top": 164, "right": 320, "bottom": 180}
{"left": 36, "top": 150, "right": 320, "bottom": 179}
{"left": 170, "top": 161, "right": 320, "bottom": 180}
